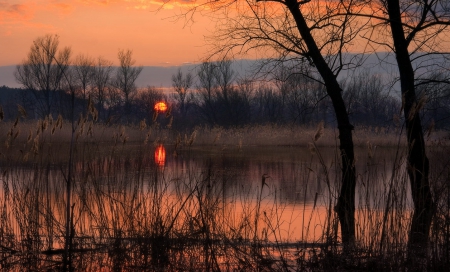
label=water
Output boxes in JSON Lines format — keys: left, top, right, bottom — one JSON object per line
{"left": 0, "top": 142, "right": 416, "bottom": 270}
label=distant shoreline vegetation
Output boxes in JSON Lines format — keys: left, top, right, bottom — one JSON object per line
{"left": 0, "top": 119, "right": 447, "bottom": 150}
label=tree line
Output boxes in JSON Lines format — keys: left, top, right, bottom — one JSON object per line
{"left": 3, "top": 35, "right": 449, "bottom": 132}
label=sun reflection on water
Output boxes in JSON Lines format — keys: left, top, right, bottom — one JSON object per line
{"left": 154, "top": 144, "right": 166, "bottom": 167}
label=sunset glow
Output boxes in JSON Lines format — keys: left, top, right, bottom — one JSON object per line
{"left": 0, "top": 0, "right": 375, "bottom": 68}
{"left": 0, "top": 0, "right": 212, "bottom": 66}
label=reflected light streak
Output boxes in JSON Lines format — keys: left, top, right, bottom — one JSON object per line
{"left": 154, "top": 144, "right": 166, "bottom": 167}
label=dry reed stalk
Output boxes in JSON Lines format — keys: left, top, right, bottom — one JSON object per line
{"left": 42, "top": 116, "right": 49, "bottom": 131}
{"left": 166, "top": 116, "right": 173, "bottom": 129}
{"left": 17, "top": 104, "right": 27, "bottom": 118}
{"left": 13, "top": 129, "right": 19, "bottom": 140}
{"left": 27, "top": 129, "right": 32, "bottom": 143}
{"left": 367, "top": 141, "right": 374, "bottom": 159}
{"left": 213, "top": 131, "right": 221, "bottom": 144}
{"left": 56, "top": 114, "right": 63, "bottom": 129}
{"left": 426, "top": 119, "right": 435, "bottom": 139}
{"left": 140, "top": 119, "right": 147, "bottom": 131}
{"left": 307, "top": 142, "right": 316, "bottom": 154}
{"left": 13, "top": 117, "right": 19, "bottom": 128}
{"left": 314, "top": 121, "right": 324, "bottom": 142}
{"left": 32, "top": 135, "right": 39, "bottom": 155}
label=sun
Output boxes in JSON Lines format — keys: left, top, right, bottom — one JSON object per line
{"left": 154, "top": 102, "right": 168, "bottom": 112}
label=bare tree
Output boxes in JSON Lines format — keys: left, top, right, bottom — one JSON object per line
{"left": 172, "top": 68, "right": 193, "bottom": 118}
{"left": 15, "top": 34, "right": 71, "bottom": 117}
{"left": 106, "top": 86, "right": 123, "bottom": 123}
{"left": 73, "top": 54, "right": 95, "bottom": 101}
{"left": 417, "top": 70, "right": 450, "bottom": 129}
{"left": 92, "top": 57, "right": 114, "bottom": 121}
{"left": 356, "top": 0, "right": 450, "bottom": 260}
{"left": 214, "top": 60, "right": 238, "bottom": 127}
{"left": 343, "top": 69, "right": 397, "bottom": 126}
{"left": 114, "top": 49, "right": 143, "bottom": 122}
{"left": 254, "top": 84, "right": 285, "bottom": 124}
{"left": 275, "top": 64, "right": 324, "bottom": 125}
{"left": 187, "top": 0, "right": 369, "bottom": 248}
{"left": 232, "top": 77, "right": 254, "bottom": 125}
{"left": 196, "top": 61, "right": 220, "bottom": 126}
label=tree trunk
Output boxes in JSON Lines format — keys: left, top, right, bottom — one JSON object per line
{"left": 286, "top": 0, "right": 356, "bottom": 248}
{"left": 386, "top": 0, "right": 434, "bottom": 261}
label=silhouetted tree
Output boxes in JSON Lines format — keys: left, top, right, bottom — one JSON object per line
{"left": 196, "top": 61, "right": 219, "bottom": 126}
{"left": 15, "top": 34, "right": 71, "bottom": 117}
{"left": 190, "top": 0, "right": 367, "bottom": 247}
{"left": 417, "top": 71, "right": 450, "bottom": 129}
{"left": 215, "top": 60, "right": 237, "bottom": 127}
{"left": 73, "top": 54, "right": 95, "bottom": 101}
{"left": 343, "top": 70, "right": 398, "bottom": 126}
{"left": 359, "top": 0, "right": 450, "bottom": 261}
{"left": 172, "top": 68, "right": 193, "bottom": 118}
{"left": 92, "top": 57, "right": 114, "bottom": 122}
{"left": 230, "top": 78, "right": 254, "bottom": 125}
{"left": 114, "top": 49, "right": 143, "bottom": 122}
{"left": 276, "top": 65, "right": 324, "bottom": 125}
{"left": 253, "top": 84, "right": 284, "bottom": 124}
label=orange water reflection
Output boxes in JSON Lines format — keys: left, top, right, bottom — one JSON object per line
{"left": 154, "top": 145, "right": 166, "bottom": 167}
{"left": 0, "top": 145, "right": 424, "bottom": 270}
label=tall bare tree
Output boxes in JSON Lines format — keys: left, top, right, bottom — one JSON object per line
{"left": 15, "top": 34, "right": 71, "bottom": 117}
{"left": 354, "top": 0, "right": 450, "bottom": 261}
{"left": 92, "top": 57, "right": 114, "bottom": 121}
{"left": 172, "top": 68, "right": 193, "bottom": 118}
{"left": 73, "top": 54, "right": 95, "bottom": 101}
{"left": 214, "top": 60, "right": 237, "bottom": 127}
{"left": 114, "top": 49, "right": 143, "bottom": 122}
{"left": 185, "top": 0, "right": 368, "bottom": 248}
{"left": 196, "top": 61, "right": 219, "bottom": 126}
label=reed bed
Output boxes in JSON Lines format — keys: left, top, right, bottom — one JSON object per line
{"left": 0, "top": 118, "right": 449, "bottom": 271}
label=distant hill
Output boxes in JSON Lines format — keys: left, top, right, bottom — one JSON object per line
{"left": 0, "top": 66, "right": 18, "bottom": 88}
{"left": 0, "top": 60, "right": 258, "bottom": 89}
{"left": 0, "top": 64, "right": 193, "bottom": 89}
{"left": 1, "top": 53, "right": 445, "bottom": 90}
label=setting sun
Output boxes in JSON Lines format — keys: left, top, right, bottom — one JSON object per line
{"left": 154, "top": 101, "right": 168, "bottom": 112}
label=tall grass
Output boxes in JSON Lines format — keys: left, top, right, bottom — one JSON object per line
{"left": 0, "top": 118, "right": 449, "bottom": 271}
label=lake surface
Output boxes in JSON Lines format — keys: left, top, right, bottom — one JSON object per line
{"left": 0, "top": 142, "right": 423, "bottom": 269}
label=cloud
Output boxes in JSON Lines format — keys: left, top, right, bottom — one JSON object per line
{"left": 1, "top": 0, "right": 76, "bottom": 21}
{"left": 0, "top": 2, "right": 35, "bottom": 22}
{"left": 0, "top": 1, "right": 56, "bottom": 33}
{"left": 78, "top": 0, "right": 120, "bottom": 6}
{"left": 58, "top": 0, "right": 199, "bottom": 10}
{"left": 125, "top": 0, "right": 198, "bottom": 10}
{"left": 50, "top": 1, "right": 75, "bottom": 15}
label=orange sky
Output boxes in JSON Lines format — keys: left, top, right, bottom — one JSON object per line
{"left": 0, "top": 0, "right": 214, "bottom": 66}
